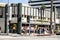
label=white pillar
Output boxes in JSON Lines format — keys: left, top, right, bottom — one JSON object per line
{"left": 9, "top": 7, "right": 12, "bottom": 20}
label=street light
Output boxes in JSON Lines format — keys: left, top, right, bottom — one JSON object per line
{"left": 8, "top": 0, "right": 9, "bottom": 4}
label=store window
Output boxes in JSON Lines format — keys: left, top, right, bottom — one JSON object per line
{"left": 12, "top": 14, "right": 17, "bottom": 17}
{"left": 12, "top": 5, "right": 17, "bottom": 17}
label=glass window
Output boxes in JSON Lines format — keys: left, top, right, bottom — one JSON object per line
{"left": 24, "top": 15, "right": 26, "bottom": 18}
{"left": 12, "top": 6, "right": 17, "bottom": 17}
{"left": 12, "top": 14, "right": 17, "bottom": 17}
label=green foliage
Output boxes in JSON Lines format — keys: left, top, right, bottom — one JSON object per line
{"left": 41, "top": 4, "right": 46, "bottom": 10}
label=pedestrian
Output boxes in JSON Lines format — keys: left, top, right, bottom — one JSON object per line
{"left": 35, "top": 26, "right": 38, "bottom": 33}
{"left": 38, "top": 27, "right": 41, "bottom": 34}
{"left": 22, "top": 26, "right": 27, "bottom": 34}
{"left": 13, "top": 24, "right": 16, "bottom": 33}
{"left": 41, "top": 27, "right": 44, "bottom": 34}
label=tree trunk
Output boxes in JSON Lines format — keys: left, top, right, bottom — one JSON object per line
{"left": 50, "top": 0, "right": 54, "bottom": 34}
{"left": 43, "top": 9, "right": 44, "bottom": 19}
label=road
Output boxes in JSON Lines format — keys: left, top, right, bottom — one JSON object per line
{"left": 0, "top": 34, "right": 60, "bottom": 40}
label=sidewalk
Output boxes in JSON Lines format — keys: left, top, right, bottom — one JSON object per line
{"left": 0, "top": 33, "right": 56, "bottom": 36}
{"left": 0, "top": 35, "right": 59, "bottom": 40}
{"left": 32, "top": 33, "right": 56, "bottom": 36}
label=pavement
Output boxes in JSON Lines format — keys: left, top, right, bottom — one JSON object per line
{"left": 0, "top": 33, "right": 60, "bottom": 40}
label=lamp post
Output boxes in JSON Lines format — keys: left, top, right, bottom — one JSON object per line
{"left": 8, "top": 0, "right": 9, "bottom": 4}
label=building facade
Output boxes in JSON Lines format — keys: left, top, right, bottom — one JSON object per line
{"left": 0, "top": 0, "right": 60, "bottom": 34}
{"left": 0, "top": 3, "right": 6, "bottom": 32}
{"left": 28, "top": 0, "right": 60, "bottom": 31}
{"left": 0, "top": 3, "right": 52, "bottom": 34}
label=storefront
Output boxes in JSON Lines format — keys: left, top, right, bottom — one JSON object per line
{"left": 9, "top": 22, "right": 50, "bottom": 35}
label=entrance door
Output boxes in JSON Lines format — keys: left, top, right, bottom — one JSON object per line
{"left": 9, "top": 23, "right": 17, "bottom": 33}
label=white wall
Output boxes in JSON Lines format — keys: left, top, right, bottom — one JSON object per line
{"left": 0, "top": 18, "right": 5, "bottom": 33}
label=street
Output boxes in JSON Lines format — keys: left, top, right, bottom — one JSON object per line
{"left": 0, "top": 35, "right": 60, "bottom": 40}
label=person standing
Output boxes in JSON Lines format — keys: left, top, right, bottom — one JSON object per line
{"left": 38, "top": 27, "right": 42, "bottom": 34}
{"left": 13, "top": 24, "right": 16, "bottom": 33}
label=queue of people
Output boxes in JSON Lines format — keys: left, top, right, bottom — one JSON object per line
{"left": 0, "top": 25, "right": 49, "bottom": 35}
{"left": 21, "top": 26, "right": 35, "bottom": 34}
{"left": 35, "top": 27, "right": 49, "bottom": 34}
{"left": 21, "top": 26, "right": 49, "bottom": 35}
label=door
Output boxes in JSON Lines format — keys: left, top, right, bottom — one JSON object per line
{"left": 9, "top": 23, "right": 17, "bottom": 33}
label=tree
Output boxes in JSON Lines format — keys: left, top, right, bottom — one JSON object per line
{"left": 50, "top": 0, "right": 54, "bottom": 34}
{"left": 41, "top": 4, "right": 46, "bottom": 20}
